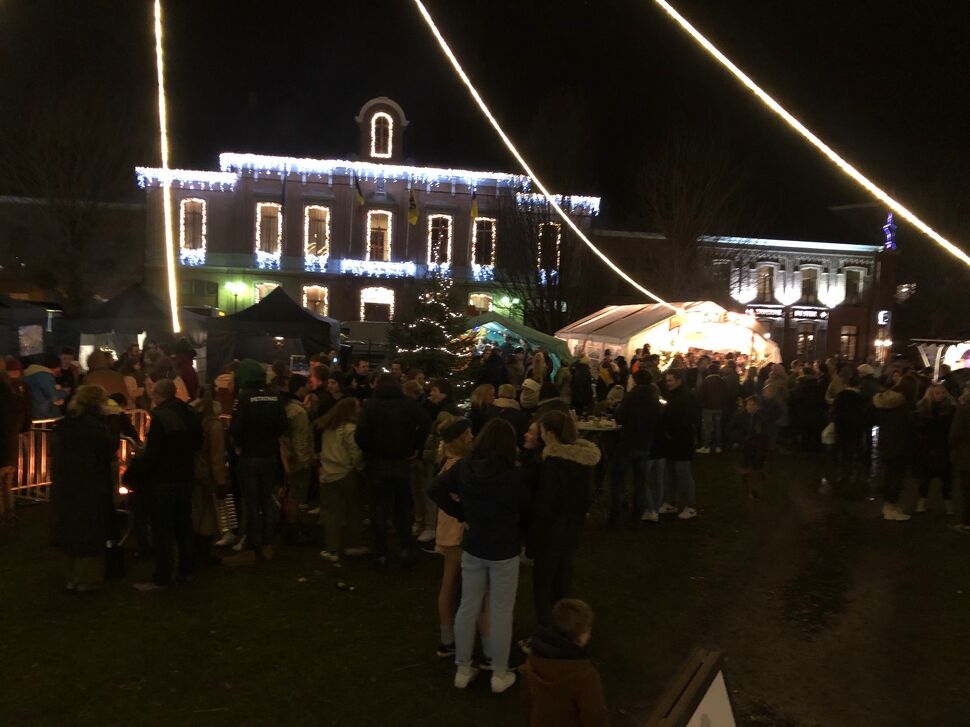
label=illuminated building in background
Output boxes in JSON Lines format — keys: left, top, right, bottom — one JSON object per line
{"left": 136, "top": 97, "right": 599, "bottom": 321}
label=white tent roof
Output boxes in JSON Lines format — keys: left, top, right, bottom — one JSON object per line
{"left": 556, "top": 302, "right": 705, "bottom": 345}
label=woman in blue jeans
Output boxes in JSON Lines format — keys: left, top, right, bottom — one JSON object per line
{"left": 430, "top": 418, "right": 531, "bottom": 694}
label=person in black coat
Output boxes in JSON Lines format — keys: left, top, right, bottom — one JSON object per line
{"left": 356, "top": 373, "right": 432, "bottom": 566}
{"left": 790, "top": 370, "right": 827, "bottom": 452}
{"left": 529, "top": 411, "right": 601, "bottom": 627}
{"left": 569, "top": 356, "right": 593, "bottom": 417}
{"left": 484, "top": 384, "right": 530, "bottom": 445}
{"left": 135, "top": 378, "right": 203, "bottom": 589}
{"left": 608, "top": 369, "right": 661, "bottom": 524}
{"left": 50, "top": 385, "right": 117, "bottom": 592}
{"left": 659, "top": 369, "right": 699, "bottom": 519}
{"left": 831, "top": 379, "right": 867, "bottom": 489}
{"left": 873, "top": 376, "right": 918, "bottom": 520}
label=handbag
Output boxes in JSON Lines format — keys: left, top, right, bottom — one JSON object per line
{"left": 821, "top": 421, "right": 836, "bottom": 446}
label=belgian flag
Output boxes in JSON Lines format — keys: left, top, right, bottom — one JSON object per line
{"left": 470, "top": 189, "right": 478, "bottom": 219}
{"left": 408, "top": 189, "right": 419, "bottom": 225}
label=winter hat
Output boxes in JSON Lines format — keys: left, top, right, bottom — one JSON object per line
{"left": 857, "top": 364, "right": 875, "bottom": 377}
{"left": 497, "top": 384, "right": 515, "bottom": 400}
{"left": 236, "top": 358, "right": 266, "bottom": 390}
{"left": 521, "top": 378, "right": 541, "bottom": 393}
{"left": 440, "top": 417, "right": 472, "bottom": 444}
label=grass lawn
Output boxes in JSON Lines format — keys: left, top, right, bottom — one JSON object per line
{"left": 1, "top": 451, "right": 968, "bottom": 726}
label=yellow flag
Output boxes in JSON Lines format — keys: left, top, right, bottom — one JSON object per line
{"left": 408, "top": 189, "right": 419, "bottom": 225}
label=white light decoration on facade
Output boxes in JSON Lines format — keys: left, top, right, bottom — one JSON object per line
{"left": 178, "top": 197, "right": 206, "bottom": 266}
{"left": 366, "top": 210, "right": 393, "bottom": 262}
{"left": 255, "top": 202, "right": 282, "bottom": 270}
{"left": 652, "top": 0, "right": 970, "bottom": 270}
{"left": 253, "top": 281, "right": 279, "bottom": 303}
{"left": 302, "top": 285, "right": 329, "bottom": 316}
{"left": 538, "top": 221, "right": 562, "bottom": 270}
{"left": 153, "top": 0, "right": 180, "bottom": 332}
{"left": 516, "top": 193, "right": 600, "bottom": 216}
{"left": 472, "top": 217, "right": 496, "bottom": 266}
{"left": 219, "top": 153, "right": 528, "bottom": 191}
{"left": 370, "top": 111, "right": 393, "bottom": 159}
{"left": 412, "top": 0, "right": 679, "bottom": 312}
{"left": 427, "top": 214, "right": 453, "bottom": 267}
{"left": 360, "top": 286, "right": 395, "bottom": 320}
{"left": 472, "top": 264, "right": 495, "bottom": 282}
{"left": 338, "top": 259, "right": 417, "bottom": 278}
{"left": 303, "top": 204, "right": 331, "bottom": 272}
{"left": 136, "top": 167, "right": 237, "bottom": 191}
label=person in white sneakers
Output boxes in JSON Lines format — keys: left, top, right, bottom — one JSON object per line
{"left": 659, "top": 369, "right": 699, "bottom": 520}
{"left": 317, "top": 398, "right": 366, "bottom": 563}
{"left": 873, "top": 376, "right": 919, "bottom": 521}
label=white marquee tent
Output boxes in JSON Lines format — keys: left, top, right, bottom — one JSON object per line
{"left": 556, "top": 301, "right": 781, "bottom": 364}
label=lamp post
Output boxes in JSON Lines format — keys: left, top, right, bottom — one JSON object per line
{"left": 225, "top": 281, "right": 245, "bottom": 313}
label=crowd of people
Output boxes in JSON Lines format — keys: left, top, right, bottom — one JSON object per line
{"left": 2, "top": 338, "right": 969, "bottom": 724}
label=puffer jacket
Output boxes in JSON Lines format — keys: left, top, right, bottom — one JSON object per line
{"left": 320, "top": 422, "right": 363, "bottom": 483}
{"left": 528, "top": 439, "right": 601, "bottom": 556}
{"left": 23, "top": 364, "right": 63, "bottom": 420}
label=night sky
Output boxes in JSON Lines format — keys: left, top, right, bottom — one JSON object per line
{"left": 3, "top": 0, "right": 969, "bottom": 248}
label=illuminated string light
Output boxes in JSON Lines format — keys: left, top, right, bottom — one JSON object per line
{"left": 412, "top": 0, "right": 679, "bottom": 312}
{"left": 360, "top": 286, "right": 395, "bottom": 320}
{"left": 516, "top": 193, "right": 600, "bottom": 216}
{"left": 365, "top": 210, "right": 393, "bottom": 261}
{"left": 339, "top": 259, "right": 417, "bottom": 278}
{"left": 153, "top": 0, "right": 181, "bottom": 332}
{"left": 255, "top": 202, "right": 282, "bottom": 270}
{"left": 427, "top": 214, "right": 453, "bottom": 267}
{"left": 652, "top": 0, "right": 970, "bottom": 269}
{"left": 538, "top": 221, "right": 562, "bottom": 271}
{"left": 178, "top": 198, "right": 206, "bottom": 266}
{"left": 302, "top": 285, "right": 329, "bottom": 316}
{"left": 304, "top": 204, "right": 331, "bottom": 272}
{"left": 136, "top": 167, "right": 237, "bottom": 191}
{"left": 471, "top": 217, "right": 497, "bottom": 281}
{"left": 370, "top": 111, "right": 394, "bottom": 158}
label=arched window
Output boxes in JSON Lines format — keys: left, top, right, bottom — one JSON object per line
{"left": 370, "top": 112, "right": 393, "bottom": 158}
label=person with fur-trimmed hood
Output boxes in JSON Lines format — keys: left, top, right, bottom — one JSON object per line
{"left": 529, "top": 411, "right": 601, "bottom": 628}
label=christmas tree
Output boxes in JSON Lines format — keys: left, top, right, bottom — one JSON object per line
{"left": 388, "top": 267, "right": 473, "bottom": 377}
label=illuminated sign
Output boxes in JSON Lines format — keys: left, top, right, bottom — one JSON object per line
{"left": 745, "top": 305, "right": 784, "bottom": 318}
{"left": 877, "top": 310, "right": 891, "bottom": 325}
{"left": 791, "top": 307, "right": 829, "bottom": 320}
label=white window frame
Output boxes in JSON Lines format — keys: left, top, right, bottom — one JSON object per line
{"left": 427, "top": 213, "right": 453, "bottom": 268}
{"left": 302, "top": 284, "right": 329, "bottom": 317}
{"left": 366, "top": 210, "right": 393, "bottom": 262}
{"left": 538, "top": 221, "right": 561, "bottom": 269}
{"left": 799, "top": 265, "right": 822, "bottom": 302}
{"left": 472, "top": 217, "right": 496, "bottom": 267}
{"left": 370, "top": 111, "right": 393, "bottom": 159}
{"left": 255, "top": 202, "right": 283, "bottom": 269}
{"left": 179, "top": 197, "right": 206, "bottom": 266}
{"left": 756, "top": 263, "right": 777, "bottom": 301}
{"left": 360, "top": 286, "right": 395, "bottom": 321}
{"left": 303, "top": 204, "right": 331, "bottom": 271}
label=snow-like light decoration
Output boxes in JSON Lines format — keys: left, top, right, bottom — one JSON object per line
{"left": 412, "top": 0, "right": 679, "bottom": 312}
{"left": 538, "top": 221, "right": 562, "bottom": 270}
{"left": 366, "top": 210, "right": 392, "bottom": 261}
{"left": 255, "top": 202, "right": 282, "bottom": 270}
{"left": 302, "top": 285, "right": 329, "bottom": 316}
{"left": 427, "top": 214, "right": 453, "bottom": 266}
{"left": 710, "top": 236, "right": 881, "bottom": 254}
{"left": 136, "top": 167, "right": 237, "bottom": 191}
{"left": 304, "top": 204, "right": 331, "bottom": 272}
{"left": 370, "top": 111, "right": 393, "bottom": 159}
{"left": 153, "top": 0, "right": 180, "bottom": 332}
{"left": 472, "top": 264, "right": 495, "bottom": 282}
{"left": 360, "top": 286, "right": 395, "bottom": 320}
{"left": 472, "top": 217, "right": 496, "bottom": 267}
{"left": 652, "top": 0, "right": 970, "bottom": 270}
{"left": 219, "top": 153, "right": 529, "bottom": 191}
{"left": 178, "top": 197, "right": 206, "bottom": 266}
{"left": 338, "top": 259, "right": 417, "bottom": 278}
{"left": 516, "top": 193, "right": 600, "bottom": 216}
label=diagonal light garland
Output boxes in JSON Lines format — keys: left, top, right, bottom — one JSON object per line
{"left": 412, "top": 0, "right": 680, "bottom": 313}
{"left": 653, "top": 0, "right": 970, "bottom": 269}
{"left": 154, "top": 0, "right": 181, "bottom": 332}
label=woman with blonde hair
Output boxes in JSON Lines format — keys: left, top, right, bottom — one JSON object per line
{"left": 468, "top": 384, "right": 495, "bottom": 436}
{"left": 49, "top": 385, "right": 117, "bottom": 592}
{"left": 318, "top": 397, "right": 367, "bottom": 563}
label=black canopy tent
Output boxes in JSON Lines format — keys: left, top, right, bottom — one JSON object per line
{"left": 205, "top": 287, "right": 340, "bottom": 379}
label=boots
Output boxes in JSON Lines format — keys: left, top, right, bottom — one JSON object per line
{"left": 882, "top": 502, "right": 911, "bottom": 521}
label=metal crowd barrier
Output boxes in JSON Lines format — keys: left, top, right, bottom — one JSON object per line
{"left": 12, "top": 410, "right": 152, "bottom": 503}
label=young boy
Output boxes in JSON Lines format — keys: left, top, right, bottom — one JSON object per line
{"left": 731, "top": 396, "right": 769, "bottom": 499}
{"left": 520, "top": 599, "right": 607, "bottom": 727}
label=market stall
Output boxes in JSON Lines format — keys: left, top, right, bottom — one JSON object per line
{"left": 467, "top": 311, "right": 572, "bottom": 369}
{"left": 556, "top": 301, "right": 780, "bottom": 366}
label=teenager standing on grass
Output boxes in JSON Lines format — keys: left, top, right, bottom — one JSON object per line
{"left": 318, "top": 397, "right": 367, "bottom": 563}
{"left": 430, "top": 418, "right": 531, "bottom": 694}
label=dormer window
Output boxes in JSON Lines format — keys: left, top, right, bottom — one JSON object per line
{"left": 370, "top": 112, "right": 393, "bottom": 158}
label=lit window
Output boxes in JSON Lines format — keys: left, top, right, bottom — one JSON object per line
{"left": 795, "top": 323, "right": 814, "bottom": 357}
{"left": 254, "top": 281, "right": 280, "bottom": 303}
{"left": 800, "top": 267, "right": 819, "bottom": 302}
{"left": 360, "top": 286, "right": 394, "bottom": 321}
{"left": 844, "top": 269, "right": 863, "bottom": 305}
{"left": 255, "top": 203, "right": 282, "bottom": 269}
{"left": 427, "top": 214, "right": 453, "bottom": 267}
{"left": 757, "top": 265, "right": 774, "bottom": 301}
{"left": 538, "top": 222, "right": 561, "bottom": 269}
{"left": 839, "top": 325, "right": 859, "bottom": 359}
{"left": 366, "top": 211, "right": 392, "bottom": 262}
{"left": 304, "top": 205, "right": 330, "bottom": 271}
{"left": 468, "top": 293, "right": 493, "bottom": 312}
{"left": 472, "top": 217, "right": 496, "bottom": 266}
{"left": 179, "top": 198, "right": 206, "bottom": 265}
{"left": 370, "top": 112, "right": 393, "bottom": 158}
{"left": 302, "top": 285, "right": 329, "bottom": 316}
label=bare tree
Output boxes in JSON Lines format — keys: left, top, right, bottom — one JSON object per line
{"left": 0, "top": 87, "right": 147, "bottom": 313}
